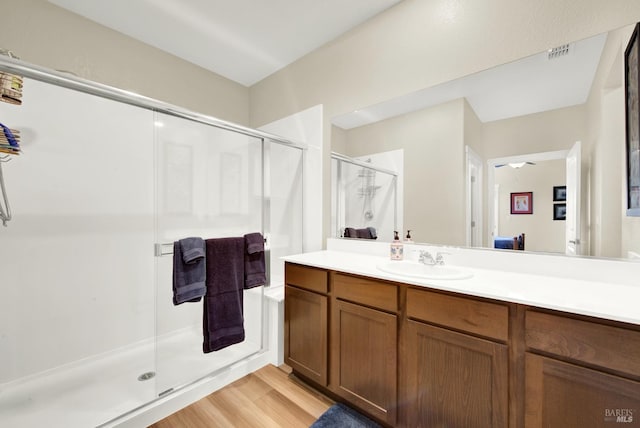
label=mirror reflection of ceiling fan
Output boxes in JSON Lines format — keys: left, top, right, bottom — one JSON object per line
{"left": 495, "top": 161, "right": 536, "bottom": 168}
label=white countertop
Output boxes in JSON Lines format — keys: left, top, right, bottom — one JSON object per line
{"left": 283, "top": 250, "right": 640, "bottom": 326}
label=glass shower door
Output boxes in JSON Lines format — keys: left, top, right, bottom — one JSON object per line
{"left": 153, "top": 112, "right": 264, "bottom": 396}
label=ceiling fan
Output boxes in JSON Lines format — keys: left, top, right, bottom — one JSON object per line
{"left": 495, "top": 161, "right": 536, "bottom": 169}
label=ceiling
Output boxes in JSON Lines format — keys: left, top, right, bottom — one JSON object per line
{"left": 48, "top": 0, "right": 404, "bottom": 87}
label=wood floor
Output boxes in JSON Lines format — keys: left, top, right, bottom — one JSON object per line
{"left": 149, "top": 365, "right": 333, "bottom": 428}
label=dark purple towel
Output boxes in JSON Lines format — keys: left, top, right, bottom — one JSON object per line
{"left": 172, "top": 238, "right": 206, "bottom": 305}
{"left": 244, "top": 233, "right": 266, "bottom": 289}
{"left": 344, "top": 227, "right": 357, "bottom": 238}
{"left": 203, "top": 237, "right": 245, "bottom": 353}
{"left": 344, "top": 227, "right": 376, "bottom": 239}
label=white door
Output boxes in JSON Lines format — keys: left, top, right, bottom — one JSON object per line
{"left": 565, "top": 141, "right": 581, "bottom": 255}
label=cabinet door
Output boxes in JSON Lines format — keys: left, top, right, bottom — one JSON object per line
{"left": 402, "top": 320, "right": 508, "bottom": 428}
{"left": 331, "top": 299, "right": 397, "bottom": 425}
{"left": 526, "top": 353, "right": 640, "bottom": 427}
{"left": 284, "top": 285, "right": 328, "bottom": 386}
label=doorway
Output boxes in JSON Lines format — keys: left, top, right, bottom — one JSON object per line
{"left": 487, "top": 143, "right": 581, "bottom": 255}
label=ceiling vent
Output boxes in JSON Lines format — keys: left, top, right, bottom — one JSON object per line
{"left": 548, "top": 44, "right": 570, "bottom": 60}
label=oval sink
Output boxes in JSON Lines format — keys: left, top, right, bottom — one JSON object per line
{"left": 377, "top": 261, "right": 473, "bottom": 280}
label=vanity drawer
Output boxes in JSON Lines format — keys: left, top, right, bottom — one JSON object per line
{"left": 406, "top": 288, "right": 509, "bottom": 342}
{"left": 526, "top": 310, "right": 640, "bottom": 378}
{"left": 332, "top": 273, "right": 398, "bottom": 312}
{"left": 285, "top": 263, "right": 328, "bottom": 294}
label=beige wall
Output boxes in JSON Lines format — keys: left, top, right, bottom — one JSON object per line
{"left": 481, "top": 105, "right": 586, "bottom": 159}
{"left": 331, "top": 125, "right": 348, "bottom": 154}
{"left": 463, "top": 99, "right": 486, "bottom": 245}
{"left": 249, "top": 0, "right": 640, "bottom": 244}
{"left": 344, "top": 99, "right": 466, "bottom": 245}
{"left": 0, "top": 0, "right": 249, "bottom": 124}
{"left": 341, "top": 98, "right": 583, "bottom": 249}
{"left": 250, "top": 0, "right": 640, "bottom": 128}
{"left": 482, "top": 104, "right": 588, "bottom": 252}
{"left": 463, "top": 99, "right": 484, "bottom": 160}
{"left": 495, "top": 160, "right": 566, "bottom": 253}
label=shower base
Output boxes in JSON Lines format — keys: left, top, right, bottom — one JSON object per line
{"left": 0, "top": 328, "right": 260, "bottom": 428}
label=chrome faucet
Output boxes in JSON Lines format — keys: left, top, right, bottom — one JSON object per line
{"left": 419, "top": 250, "right": 448, "bottom": 266}
{"left": 435, "top": 252, "right": 448, "bottom": 265}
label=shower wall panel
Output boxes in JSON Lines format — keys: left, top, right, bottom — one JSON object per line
{"left": 0, "top": 78, "right": 155, "bottom": 384}
{"left": 267, "top": 142, "right": 303, "bottom": 286}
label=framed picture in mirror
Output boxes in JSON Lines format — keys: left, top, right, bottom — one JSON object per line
{"left": 511, "top": 192, "right": 533, "bottom": 214}
{"left": 553, "top": 203, "right": 567, "bottom": 221}
{"left": 553, "top": 186, "right": 566, "bottom": 201}
{"left": 625, "top": 22, "right": 640, "bottom": 216}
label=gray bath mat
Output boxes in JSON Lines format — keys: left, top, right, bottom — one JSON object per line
{"left": 310, "top": 403, "right": 381, "bottom": 428}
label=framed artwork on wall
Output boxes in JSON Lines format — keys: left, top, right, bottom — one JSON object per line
{"left": 511, "top": 192, "right": 533, "bottom": 214}
{"left": 553, "top": 185, "right": 566, "bottom": 202}
{"left": 553, "top": 203, "right": 566, "bottom": 221}
{"left": 625, "top": 22, "right": 640, "bottom": 216}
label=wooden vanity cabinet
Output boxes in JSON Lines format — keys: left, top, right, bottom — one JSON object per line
{"left": 284, "top": 261, "right": 640, "bottom": 428}
{"left": 329, "top": 273, "right": 399, "bottom": 426}
{"left": 401, "top": 288, "right": 510, "bottom": 428}
{"left": 524, "top": 310, "right": 640, "bottom": 428}
{"left": 284, "top": 263, "right": 329, "bottom": 386}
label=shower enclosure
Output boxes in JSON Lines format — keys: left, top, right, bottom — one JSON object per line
{"left": 331, "top": 151, "right": 399, "bottom": 242}
{"left": 0, "top": 57, "right": 303, "bottom": 427}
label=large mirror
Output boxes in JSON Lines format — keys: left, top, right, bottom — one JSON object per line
{"left": 331, "top": 23, "right": 640, "bottom": 260}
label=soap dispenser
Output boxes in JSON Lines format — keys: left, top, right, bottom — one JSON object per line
{"left": 390, "top": 231, "right": 404, "bottom": 260}
{"left": 404, "top": 230, "right": 413, "bottom": 243}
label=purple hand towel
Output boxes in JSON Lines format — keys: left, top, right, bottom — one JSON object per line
{"left": 344, "top": 227, "right": 357, "bottom": 238}
{"left": 181, "top": 237, "right": 205, "bottom": 263}
{"left": 244, "top": 232, "right": 266, "bottom": 289}
{"left": 172, "top": 238, "right": 206, "bottom": 305}
{"left": 203, "top": 237, "right": 245, "bottom": 353}
{"left": 344, "top": 227, "right": 376, "bottom": 239}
